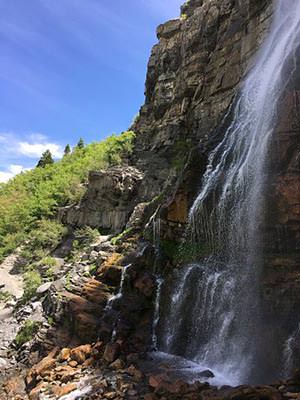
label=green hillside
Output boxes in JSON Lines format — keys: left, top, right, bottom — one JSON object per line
{"left": 0, "top": 131, "right": 135, "bottom": 261}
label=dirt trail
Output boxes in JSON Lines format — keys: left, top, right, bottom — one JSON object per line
{"left": 0, "top": 252, "right": 24, "bottom": 369}
{"left": 0, "top": 252, "right": 24, "bottom": 313}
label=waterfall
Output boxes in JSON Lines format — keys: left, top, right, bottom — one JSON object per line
{"left": 105, "top": 264, "right": 131, "bottom": 340}
{"left": 283, "top": 323, "right": 300, "bottom": 378}
{"left": 159, "top": 0, "right": 300, "bottom": 385}
{"left": 152, "top": 277, "right": 164, "bottom": 350}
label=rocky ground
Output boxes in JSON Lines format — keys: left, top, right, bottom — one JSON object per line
{"left": 1, "top": 232, "right": 300, "bottom": 400}
{"left": 0, "top": 249, "right": 25, "bottom": 371}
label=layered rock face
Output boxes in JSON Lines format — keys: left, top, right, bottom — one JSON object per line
{"left": 60, "top": 167, "right": 144, "bottom": 233}
{"left": 133, "top": 0, "right": 272, "bottom": 206}
{"left": 4, "top": 0, "right": 300, "bottom": 398}
{"left": 260, "top": 88, "right": 300, "bottom": 375}
{"left": 61, "top": 0, "right": 275, "bottom": 239}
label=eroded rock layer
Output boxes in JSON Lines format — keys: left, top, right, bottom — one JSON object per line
{"left": 3, "top": 0, "right": 300, "bottom": 398}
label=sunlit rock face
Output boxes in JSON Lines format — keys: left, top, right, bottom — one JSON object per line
{"left": 59, "top": 166, "right": 144, "bottom": 233}
{"left": 130, "top": 0, "right": 300, "bottom": 385}
{"left": 52, "top": 0, "right": 300, "bottom": 386}
{"left": 132, "top": 0, "right": 273, "bottom": 206}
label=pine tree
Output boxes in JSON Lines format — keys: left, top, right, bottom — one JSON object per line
{"left": 36, "top": 150, "right": 54, "bottom": 168}
{"left": 64, "top": 144, "right": 71, "bottom": 156}
{"left": 76, "top": 138, "right": 84, "bottom": 149}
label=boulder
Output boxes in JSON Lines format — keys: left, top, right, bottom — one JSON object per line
{"left": 70, "top": 344, "right": 92, "bottom": 364}
{"left": 51, "top": 383, "right": 77, "bottom": 398}
{"left": 103, "top": 342, "right": 121, "bottom": 363}
{"left": 36, "top": 282, "right": 52, "bottom": 295}
{"left": 199, "top": 369, "right": 215, "bottom": 378}
{"left": 58, "top": 347, "right": 71, "bottom": 362}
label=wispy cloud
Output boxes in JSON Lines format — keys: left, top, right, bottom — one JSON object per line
{"left": 18, "top": 141, "right": 63, "bottom": 158}
{"left": 0, "top": 164, "right": 29, "bottom": 183}
{"left": 0, "top": 132, "right": 63, "bottom": 183}
{"left": 0, "top": 132, "right": 63, "bottom": 160}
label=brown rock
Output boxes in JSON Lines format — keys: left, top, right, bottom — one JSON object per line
{"left": 103, "top": 342, "right": 121, "bottom": 363}
{"left": 165, "top": 379, "right": 187, "bottom": 394}
{"left": 31, "top": 354, "right": 56, "bottom": 378}
{"left": 126, "top": 365, "right": 144, "bottom": 382}
{"left": 59, "top": 348, "right": 71, "bottom": 362}
{"left": 68, "top": 360, "right": 78, "bottom": 367}
{"left": 52, "top": 383, "right": 77, "bottom": 398}
{"left": 167, "top": 192, "right": 188, "bottom": 223}
{"left": 29, "top": 382, "right": 46, "bottom": 400}
{"left": 149, "top": 374, "right": 169, "bottom": 389}
{"left": 105, "top": 392, "right": 117, "bottom": 399}
{"left": 70, "top": 344, "right": 92, "bottom": 364}
{"left": 134, "top": 273, "right": 155, "bottom": 297}
{"left": 83, "top": 357, "right": 95, "bottom": 367}
{"left": 110, "top": 358, "right": 125, "bottom": 370}
{"left": 55, "top": 365, "right": 77, "bottom": 383}
{"left": 4, "top": 376, "right": 26, "bottom": 397}
{"left": 82, "top": 279, "right": 111, "bottom": 305}
{"left": 144, "top": 394, "right": 158, "bottom": 400}
{"left": 98, "top": 263, "right": 123, "bottom": 286}
{"left": 126, "top": 353, "right": 139, "bottom": 363}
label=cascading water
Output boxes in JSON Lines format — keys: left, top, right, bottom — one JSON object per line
{"left": 284, "top": 323, "right": 300, "bottom": 378}
{"left": 158, "top": 0, "right": 300, "bottom": 385}
{"left": 105, "top": 264, "right": 131, "bottom": 340}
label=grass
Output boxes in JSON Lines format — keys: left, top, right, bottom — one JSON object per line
{"left": 15, "top": 320, "right": 40, "bottom": 348}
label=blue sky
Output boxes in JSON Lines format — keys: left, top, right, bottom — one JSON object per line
{"left": 0, "top": 0, "right": 183, "bottom": 182}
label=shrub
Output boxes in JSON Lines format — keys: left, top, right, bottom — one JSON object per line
{"left": 74, "top": 226, "right": 100, "bottom": 245}
{"left": 26, "top": 220, "right": 67, "bottom": 254}
{"left": 111, "top": 228, "right": 133, "bottom": 245}
{"left": 23, "top": 270, "right": 42, "bottom": 301}
{"left": 0, "top": 131, "right": 135, "bottom": 260}
{"left": 181, "top": 13, "right": 188, "bottom": 20}
{"left": 0, "top": 291, "right": 12, "bottom": 303}
{"left": 38, "top": 256, "right": 58, "bottom": 268}
{"left": 15, "top": 320, "right": 40, "bottom": 348}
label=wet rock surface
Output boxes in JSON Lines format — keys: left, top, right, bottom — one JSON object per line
{"left": 2, "top": 0, "right": 300, "bottom": 398}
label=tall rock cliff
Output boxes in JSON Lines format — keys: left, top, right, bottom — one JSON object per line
{"left": 4, "top": 0, "right": 300, "bottom": 398}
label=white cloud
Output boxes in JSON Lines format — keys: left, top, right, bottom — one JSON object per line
{"left": 0, "top": 132, "right": 64, "bottom": 183}
{"left": 0, "top": 164, "right": 29, "bottom": 183}
{"left": 0, "top": 131, "right": 63, "bottom": 160}
{"left": 18, "top": 141, "right": 63, "bottom": 158}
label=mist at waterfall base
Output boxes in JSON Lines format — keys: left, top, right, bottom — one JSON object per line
{"left": 154, "top": 0, "right": 300, "bottom": 386}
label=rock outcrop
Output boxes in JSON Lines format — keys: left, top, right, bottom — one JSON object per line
{"left": 3, "top": 0, "right": 300, "bottom": 398}
{"left": 60, "top": 166, "right": 144, "bottom": 233}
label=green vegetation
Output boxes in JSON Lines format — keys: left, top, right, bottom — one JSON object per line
{"left": 171, "top": 138, "right": 190, "bottom": 171}
{"left": 111, "top": 227, "right": 134, "bottom": 245}
{"left": 0, "top": 131, "right": 135, "bottom": 262}
{"left": 23, "top": 270, "right": 42, "bottom": 301}
{"left": 15, "top": 320, "right": 41, "bottom": 348}
{"left": 0, "top": 291, "right": 12, "bottom": 303}
{"left": 69, "top": 226, "right": 101, "bottom": 262}
{"left": 64, "top": 144, "right": 71, "bottom": 156}
{"left": 180, "top": 13, "right": 188, "bottom": 20}
{"left": 74, "top": 226, "right": 100, "bottom": 246}
{"left": 160, "top": 239, "right": 210, "bottom": 265}
{"left": 38, "top": 256, "right": 58, "bottom": 268}
{"left": 18, "top": 220, "right": 67, "bottom": 272}
{"left": 89, "top": 264, "right": 97, "bottom": 276}
{"left": 37, "top": 149, "right": 54, "bottom": 168}
{"left": 76, "top": 137, "right": 85, "bottom": 149}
